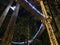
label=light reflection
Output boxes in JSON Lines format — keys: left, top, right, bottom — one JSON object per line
{"left": 25, "top": 0, "right": 45, "bottom": 18}
{"left": 10, "top": 6, "right": 16, "bottom": 11}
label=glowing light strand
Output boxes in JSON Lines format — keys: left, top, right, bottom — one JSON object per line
{"left": 12, "top": 23, "right": 44, "bottom": 44}
{"left": 25, "top": 0, "right": 45, "bottom": 18}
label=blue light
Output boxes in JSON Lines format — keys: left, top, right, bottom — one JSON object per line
{"left": 25, "top": 0, "right": 45, "bottom": 18}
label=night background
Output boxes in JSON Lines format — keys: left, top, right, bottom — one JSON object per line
{"left": 0, "top": 0, "right": 60, "bottom": 45}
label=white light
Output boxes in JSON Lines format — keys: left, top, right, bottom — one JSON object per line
{"left": 10, "top": 6, "right": 16, "bottom": 11}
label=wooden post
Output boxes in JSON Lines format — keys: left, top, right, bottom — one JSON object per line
{"left": 38, "top": 0, "right": 58, "bottom": 45}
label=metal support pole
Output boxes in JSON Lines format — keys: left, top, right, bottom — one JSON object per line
{"left": 2, "top": 3, "right": 20, "bottom": 45}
